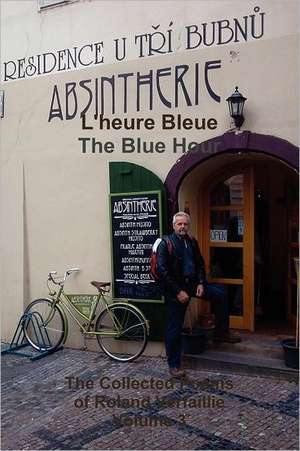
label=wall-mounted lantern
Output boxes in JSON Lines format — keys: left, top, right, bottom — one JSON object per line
{"left": 226, "top": 86, "right": 247, "bottom": 129}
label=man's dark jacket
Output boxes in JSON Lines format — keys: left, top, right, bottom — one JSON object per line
{"left": 156, "top": 233, "right": 206, "bottom": 297}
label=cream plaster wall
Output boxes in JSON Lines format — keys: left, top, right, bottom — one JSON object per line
{"left": 1, "top": 0, "right": 299, "bottom": 345}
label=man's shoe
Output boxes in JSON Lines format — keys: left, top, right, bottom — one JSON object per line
{"left": 213, "top": 332, "right": 241, "bottom": 344}
{"left": 169, "top": 367, "right": 186, "bottom": 378}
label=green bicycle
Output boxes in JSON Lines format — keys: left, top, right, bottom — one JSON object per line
{"left": 24, "top": 268, "right": 149, "bottom": 362}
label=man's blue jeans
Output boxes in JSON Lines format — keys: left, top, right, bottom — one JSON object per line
{"left": 164, "top": 283, "right": 229, "bottom": 369}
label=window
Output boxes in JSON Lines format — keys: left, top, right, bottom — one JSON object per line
{"left": 38, "top": 0, "right": 78, "bottom": 10}
{"left": 0, "top": 91, "right": 4, "bottom": 119}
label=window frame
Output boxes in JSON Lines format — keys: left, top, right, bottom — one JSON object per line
{"left": 38, "top": 0, "right": 78, "bottom": 11}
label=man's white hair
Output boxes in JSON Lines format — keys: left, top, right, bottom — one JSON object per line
{"left": 172, "top": 211, "right": 191, "bottom": 225}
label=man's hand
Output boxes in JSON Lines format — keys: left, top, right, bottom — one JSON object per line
{"left": 196, "top": 284, "right": 205, "bottom": 298}
{"left": 176, "top": 290, "right": 190, "bottom": 304}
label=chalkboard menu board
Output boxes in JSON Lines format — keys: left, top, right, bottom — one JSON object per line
{"left": 110, "top": 191, "right": 163, "bottom": 301}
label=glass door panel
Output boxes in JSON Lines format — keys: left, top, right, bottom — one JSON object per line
{"left": 210, "top": 210, "right": 244, "bottom": 242}
{"left": 228, "top": 284, "right": 244, "bottom": 316}
{"left": 210, "top": 247, "right": 243, "bottom": 279}
{"left": 210, "top": 174, "right": 244, "bottom": 206}
{"left": 203, "top": 168, "right": 254, "bottom": 330}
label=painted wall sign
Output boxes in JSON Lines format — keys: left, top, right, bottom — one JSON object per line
{"left": 110, "top": 191, "right": 162, "bottom": 301}
{"left": 67, "top": 294, "right": 98, "bottom": 317}
{"left": 2, "top": 6, "right": 265, "bottom": 82}
{"left": 47, "top": 60, "right": 222, "bottom": 121}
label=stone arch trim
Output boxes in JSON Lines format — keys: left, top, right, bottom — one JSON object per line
{"left": 165, "top": 131, "right": 299, "bottom": 217}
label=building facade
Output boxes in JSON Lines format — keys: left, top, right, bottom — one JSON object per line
{"left": 1, "top": 0, "right": 299, "bottom": 348}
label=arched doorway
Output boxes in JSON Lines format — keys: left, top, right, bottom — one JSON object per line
{"left": 165, "top": 132, "right": 299, "bottom": 332}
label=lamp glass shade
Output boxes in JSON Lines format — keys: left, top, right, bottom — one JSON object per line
{"left": 226, "top": 87, "right": 246, "bottom": 119}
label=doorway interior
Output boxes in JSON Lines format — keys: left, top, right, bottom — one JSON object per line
{"left": 252, "top": 158, "right": 298, "bottom": 335}
{"left": 179, "top": 152, "right": 298, "bottom": 335}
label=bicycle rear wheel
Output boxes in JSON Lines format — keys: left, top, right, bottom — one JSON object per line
{"left": 24, "top": 298, "right": 66, "bottom": 351}
{"left": 95, "top": 304, "right": 148, "bottom": 362}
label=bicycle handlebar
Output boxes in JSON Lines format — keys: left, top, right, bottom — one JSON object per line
{"left": 48, "top": 268, "right": 80, "bottom": 286}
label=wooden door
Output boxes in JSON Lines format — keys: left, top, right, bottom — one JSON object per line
{"left": 109, "top": 161, "right": 167, "bottom": 341}
{"left": 287, "top": 204, "right": 299, "bottom": 326}
{"left": 201, "top": 166, "right": 254, "bottom": 330}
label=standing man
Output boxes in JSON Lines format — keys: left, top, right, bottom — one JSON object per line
{"left": 157, "top": 211, "right": 240, "bottom": 378}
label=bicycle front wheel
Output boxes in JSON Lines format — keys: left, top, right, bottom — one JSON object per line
{"left": 24, "top": 298, "right": 66, "bottom": 351}
{"left": 95, "top": 304, "right": 148, "bottom": 362}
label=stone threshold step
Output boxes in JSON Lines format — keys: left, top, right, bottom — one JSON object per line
{"left": 183, "top": 350, "right": 298, "bottom": 382}
{"left": 205, "top": 340, "right": 284, "bottom": 359}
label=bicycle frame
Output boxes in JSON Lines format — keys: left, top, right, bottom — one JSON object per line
{"left": 46, "top": 288, "right": 149, "bottom": 343}
{"left": 39, "top": 268, "right": 149, "bottom": 348}
{"left": 48, "top": 285, "right": 131, "bottom": 337}
{"left": 24, "top": 269, "right": 150, "bottom": 361}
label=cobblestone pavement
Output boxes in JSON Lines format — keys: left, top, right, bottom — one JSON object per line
{"left": 1, "top": 347, "right": 299, "bottom": 450}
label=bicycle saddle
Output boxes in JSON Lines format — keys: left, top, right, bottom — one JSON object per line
{"left": 91, "top": 281, "right": 111, "bottom": 291}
